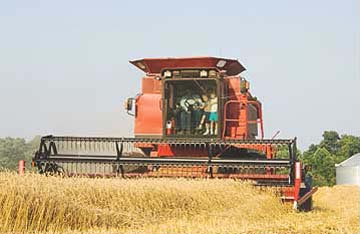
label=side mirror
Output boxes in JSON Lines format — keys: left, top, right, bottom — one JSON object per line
{"left": 124, "top": 98, "right": 136, "bottom": 116}
{"left": 124, "top": 98, "right": 134, "bottom": 111}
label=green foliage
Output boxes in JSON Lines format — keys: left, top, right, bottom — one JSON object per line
{"left": 336, "top": 135, "right": 360, "bottom": 163}
{"left": 302, "top": 131, "right": 360, "bottom": 186}
{"left": 276, "top": 145, "right": 302, "bottom": 159}
{"left": 319, "top": 131, "right": 340, "bottom": 154}
{"left": 0, "top": 136, "right": 40, "bottom": 171}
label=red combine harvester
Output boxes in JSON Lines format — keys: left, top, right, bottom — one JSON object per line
{"left": 33, "top": 57, "right": 317, "bottom": 210}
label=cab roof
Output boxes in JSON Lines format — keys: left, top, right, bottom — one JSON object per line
{"left": 130, "top": 57, "right": 246, "bottom": 76}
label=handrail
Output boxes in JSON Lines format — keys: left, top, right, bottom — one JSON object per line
{"left": 222, "top": 100, "right": 264, "bottom": 139}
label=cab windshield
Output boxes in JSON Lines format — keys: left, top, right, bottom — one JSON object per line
{"left": 164, "top": 79, "right": 218, "bottom": 137}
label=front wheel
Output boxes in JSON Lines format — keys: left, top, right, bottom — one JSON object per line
{"left": 43, "top": 163, "right": 65, "bottom": 176}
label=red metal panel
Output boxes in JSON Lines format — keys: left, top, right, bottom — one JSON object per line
{"left": 281, "top": 187, "right": 295, "bottom": 201}
{"left": 294, "top": 162, "right": 302, "bottom": 202}
{"left": 18, "top": 160, "right": 25, "bottom": 176}
{"left": 130, "top": 57, "right": 246, "bottom": 76}
{"left": 134, "top": 94, "right": 162, "bottom": 136}
{"left": 142, "top": 77, "right": 161, "bottom": 94}
{"left": 142, "top": 78, "right": 154, "bottom": 94}
{"left": 157, "top": 144, "right": 174, "bottom": 156}
{"left": 227, "top": 78, "right": 241, "bottom": 97}
{"left": 157, "top": 145, "right": 208, "bottom": 157}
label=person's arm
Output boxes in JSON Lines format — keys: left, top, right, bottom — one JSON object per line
{"left": 195, "top": 96, "right": 204, "bottom": 108}
{"left": 180, "top": 98, "right": 188, "bottom": 112}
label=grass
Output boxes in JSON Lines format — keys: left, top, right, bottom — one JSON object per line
{"left": 0, "top": 172, "right": 358, "bottom": 234}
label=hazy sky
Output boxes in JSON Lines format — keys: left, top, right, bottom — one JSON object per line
{"left": 0, "top": 0, "right": 359, "bottom": 149}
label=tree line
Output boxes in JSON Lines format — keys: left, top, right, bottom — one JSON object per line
{"left": 0, "top": 136, "right": 40, "bottom": 171}
{"left": 0, "top": 131, "right": 359, "bottom": 186}
{"left": 300, "top": 131, "right": 360, "bottom": 186}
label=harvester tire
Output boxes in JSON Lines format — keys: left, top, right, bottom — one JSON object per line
{"left": 44, "top": 163, "right": 65, "bottom": 177}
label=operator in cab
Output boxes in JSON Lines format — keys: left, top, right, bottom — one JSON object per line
{"left": 178, "top": 89, "right": 203, "bottom": 135}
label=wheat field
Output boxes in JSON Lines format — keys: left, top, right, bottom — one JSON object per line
{"left": 0, "top": 172, "right": 358, "bottom": 234}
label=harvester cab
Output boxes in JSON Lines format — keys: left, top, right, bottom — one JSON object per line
{"left": 127, "top": 57, "right": 261, "bottom": 141}
{"left": 33, "top": 56, "right": 317, "bottom": 211}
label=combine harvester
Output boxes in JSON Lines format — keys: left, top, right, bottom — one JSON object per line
{"left": 33, "top": 57, "right": 317, "bottom": 210}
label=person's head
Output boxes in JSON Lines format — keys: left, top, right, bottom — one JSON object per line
{"left": 210, "top": 93, "right": 216, "bottom": 99}
{"left": 201, "top": 94, "right": 208, "bottom": 101}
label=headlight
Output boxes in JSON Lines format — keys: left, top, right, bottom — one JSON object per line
{"left": 200, "top": 70, "right": 208, "bottom": 77}
{"left": 216, "top": 60, "right": 227, "bottom": 68}
{"left": 172, "top": 70, "right": 180, "bottom": 78}
{"left": 136, "top": 62, "right": 146, "bottom": 70}
{"left": 209, "top": 70, "right": 217, "bottom": 78}
{"left": 164, "top": 70, "right": 172, "bottom": 78}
